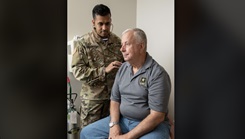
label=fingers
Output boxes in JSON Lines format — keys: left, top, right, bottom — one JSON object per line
{"left": 106, "top": 61, "right": 122, "bottom": 73}
{"left": 112, "top": 61, "right": 122, "bottom": 67}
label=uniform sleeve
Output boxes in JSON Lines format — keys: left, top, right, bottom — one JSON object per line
{"left": 148, "top": 69, "right": 171, "bottom": 113}
{"left": 71, "top": 40, "right": 106, "bottom": 85}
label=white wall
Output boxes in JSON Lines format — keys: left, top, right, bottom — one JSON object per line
{"left": 68, "top": 0, "right": 136, "bottom": 41}
{"left": 137, "top": 0, "right": 174, "bottom": 119}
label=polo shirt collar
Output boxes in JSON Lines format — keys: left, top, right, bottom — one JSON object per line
{"left": 141, "top": 52, "right": 153, "bottom": 71}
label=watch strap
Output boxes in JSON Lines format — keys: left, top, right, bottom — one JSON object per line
{"left": 109, "top": 122, "right": 119, "bottom": 128}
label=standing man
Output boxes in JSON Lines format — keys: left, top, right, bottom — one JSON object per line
{"left": 80, "top": 28, "right": 171, "bottom": 139}
{"left": 71, "top": 4, "right": 124, "bottom": 129}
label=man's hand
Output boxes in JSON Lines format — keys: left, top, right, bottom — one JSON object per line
{"left": 108, "top": 125, "right": 121, "bottom": 139}
{"left": 110, "top": 134, "right": 130, "bottom": 139}
{"left": 105, "top": 61, "right": 122, "bottom": 73}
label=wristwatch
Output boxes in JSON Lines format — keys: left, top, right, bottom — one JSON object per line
{"left": 109, "top": 122, "right": 119, "bottom": 128}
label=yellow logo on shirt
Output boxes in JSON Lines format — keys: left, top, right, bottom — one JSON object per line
{"left": 139, "top": 77, "right": 147, "bottom": 87}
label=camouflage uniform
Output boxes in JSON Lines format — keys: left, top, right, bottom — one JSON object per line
{"left": 71, "top": 30, "right": 123, "bottom": 129}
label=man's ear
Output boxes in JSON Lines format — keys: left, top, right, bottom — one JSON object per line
{"left": 139, "top": 43, "right": 145, "bottom": 53}
{"left": 141, "top": 43, "right": 145, "bottom": 49}
{"left": 92, "top": 20, "right": 96, "bottom": 30}
{"left": 92, "top": 19, "right": 95, "bottom": 26}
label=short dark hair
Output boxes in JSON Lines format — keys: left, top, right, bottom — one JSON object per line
{"left": 92, "top": 4, "right": 111, "bottom": 19}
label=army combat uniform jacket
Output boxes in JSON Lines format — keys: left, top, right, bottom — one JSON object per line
{"left": 71, "top": 30, "right": 123, "bottom": 128}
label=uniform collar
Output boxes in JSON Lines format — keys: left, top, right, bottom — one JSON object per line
{"left": 92, "top": 29, "right": 113, "bottom": 44}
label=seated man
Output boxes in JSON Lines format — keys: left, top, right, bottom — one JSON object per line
{"left": 80, "top": 28, "right": 171, "bottom": 139}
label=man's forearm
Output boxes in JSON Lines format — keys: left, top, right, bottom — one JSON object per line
{"left": 110, "top": 100, "right": 120, "bottom": 122}
{"left": 125, "top": 110, "right": 166, "bottom": 139}
{"left": 109, "top": 100, "right": 121, "bottom": 138}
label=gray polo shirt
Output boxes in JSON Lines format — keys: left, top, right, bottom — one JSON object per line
{"left": 110, "top": 53, "right": 171, "bottom": 120}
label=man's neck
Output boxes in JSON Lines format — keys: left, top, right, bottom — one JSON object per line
{"left": 131, "top": 53, "right": 147, "bottom": 74}
{"left": 92, "top": 29, "right": 110, "bottom": 41}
